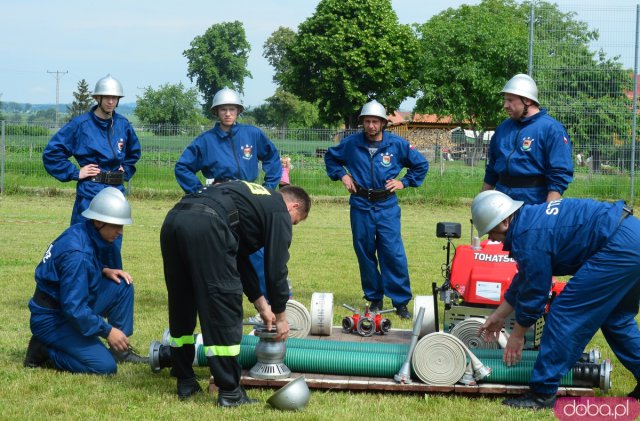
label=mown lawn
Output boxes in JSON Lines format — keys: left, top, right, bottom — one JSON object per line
{"left": 0, "top": 194, "right": 632, "bottom": 421}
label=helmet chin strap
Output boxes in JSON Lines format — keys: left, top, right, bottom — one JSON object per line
{"left": 520, "top": 97, "right": 529, "bottom": 118}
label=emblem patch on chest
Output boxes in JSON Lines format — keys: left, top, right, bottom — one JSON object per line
{"left": 242, "top": 144, "right": 254, "bottom": 160}
{"left": 521, "top": 137, "right": 534, "bottom": 151}
{"left": 381, "top": 152, "right": 393, "bottom": 167}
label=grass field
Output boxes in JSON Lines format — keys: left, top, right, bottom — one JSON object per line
{"left": 0, "top": 194, "right": 634, "bottom": 421}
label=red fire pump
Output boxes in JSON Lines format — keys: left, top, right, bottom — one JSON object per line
{"left": 341, "top": 304, "right": 395, "bottom": 337}
{"left": 431, "top": 222, "right": 565, "bottom": 349}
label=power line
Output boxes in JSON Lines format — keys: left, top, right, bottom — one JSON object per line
{"left": 47, "top": 70, "right": 68, "bottom": 128}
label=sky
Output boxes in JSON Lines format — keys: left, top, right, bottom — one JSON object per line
{"left": 1, "top": 0, "right": 639, "bottom": 110}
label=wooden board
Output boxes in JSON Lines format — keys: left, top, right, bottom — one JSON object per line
{"left": 208, "top": 327, "right": 595, "bottom": 397}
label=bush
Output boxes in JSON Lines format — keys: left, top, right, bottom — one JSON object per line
{"left": 5, "top": 125, "right": 49, "bottom": 136}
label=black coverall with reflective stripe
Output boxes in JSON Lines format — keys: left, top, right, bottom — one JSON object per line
{"left": 160, "top": 181, "right": 292, "bottom": 391}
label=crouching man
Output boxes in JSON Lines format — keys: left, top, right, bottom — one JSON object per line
{"left": 473, "top": 190, "right": 640, "bottom": 409}
{"left": 24, "top": 187, "right": 147, "bottom": 374}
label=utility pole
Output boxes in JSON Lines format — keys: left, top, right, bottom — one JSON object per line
{"left": 47, "top": 70, "right": 68, "bottom": 128}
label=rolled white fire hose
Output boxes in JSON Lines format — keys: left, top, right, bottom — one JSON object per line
{"left": 284, "top": 299, "right": 312, "bottom": 339}
{"left": 411, "top": 332, "right": 491, "bottom": 386}
{"left": 449, "top": 317, "right": 508, "bottom": 349}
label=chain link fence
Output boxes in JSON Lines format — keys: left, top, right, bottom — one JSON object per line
{"left": 1, "top": 3, "right": 639, "bottom": 204}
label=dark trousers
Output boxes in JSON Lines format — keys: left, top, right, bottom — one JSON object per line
{"left": 160, "top": 205, "right": 243, "bottom": 391}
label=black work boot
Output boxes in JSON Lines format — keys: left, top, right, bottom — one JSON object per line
{"left": 24, "top": 335, "right": 50, "bottom": 368}
{"left": 628, "top": 382, "right": 640, "bottom": 399}
{"left": 217, "top": 386, "right": 259, "bottom": 408}
{"left": 110, "top": 346, "right": 149, "bottom": 364}
{"left": 502, "top": 391, "right": 557, "bottom": 409}
{"left": 369, "top": 300, "right": 383, "bottom": 313}
{"left": 395, "top": 305, "right": 411, "bottom": 320}
{"left": 177, "top": 377, "right": 203, "bottom": 400}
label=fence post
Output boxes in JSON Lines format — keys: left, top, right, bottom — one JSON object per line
{"left": 631, "top": 4, "right": 639, "bottom": 207}
{"left": 1, "top": 120, "right": 5, "bottom": 193}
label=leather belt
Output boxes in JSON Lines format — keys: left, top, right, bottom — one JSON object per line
{"left": 174, "top": 197, "right": 240, "bottom": 230}
{"left": 498, "top": 174, "right": 546, "bottom": 188}
{"left": 354, "top": 186, "right": 395, "bottom": 202}
{"left": 173, "top": 202, "right": 218, "bottom": 217}
{"left": 92, "top": 171, "right": 124, "bottom": 185}
{"left": 33, "top": 288, "right": 60, "bottom": 309}
{"left": 618, "top": 204, "right": 633, "bottom": 226}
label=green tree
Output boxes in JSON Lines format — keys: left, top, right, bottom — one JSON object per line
{"left": 266, "top": 88, "right": 320, "bottom": 128}
{"left": 530, "top": 2, "right": 633, "bottom": 171}
{"left": 276, "top": 0, "right": 420, "bottom": 128}
{"left": 0, "top": 94, "right": 5, "bottom": 121}
{"left": 183, "top": 21, "right": 252, "bottom": 113}
{"left": 66, "top": 79, "right": 94, "bottom": 121}
{"left": 135, "top": 82, "right": 204, "bottom": 134}
{"left": 28, "top": 108, "right": 56, "bottom": 124}
{"left": 415, "top": 0, "right": 631, "bottom": 168}
{"left": 263, "top": 26, "right": 297, "bottom": 85}
{"left": 415, "top": 0, "right": 528, "bottom": 154}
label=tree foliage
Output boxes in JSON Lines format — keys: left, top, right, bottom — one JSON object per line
{"left": 415, "top": 0, "right": 528, "bottom": 131}
{"left": 66, "top": 79, "right": 93, "bottom": 121}
{"left": 0, "top": 93, "right": 4, "bottom": 121}
{"left": 248, "top": 88, "right": 320, "bottom": 128}
{"left": 415, "top": 0, "right": 632, "bottom": 169}
{"left": 274, "top": 0, "right": 421, "bottom": 128}
{"left": 263, "top": 27, "right": 297, "bottom": 85}
{"left": 530, "top": 2, "right": 633, "bottom": 169}
{"left": 183, "top": 21, "right": 252, "bottom": 113}
{"left": 134, "top": 82, "right": 205, "bottom": 134}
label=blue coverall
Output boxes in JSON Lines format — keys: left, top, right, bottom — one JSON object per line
{"left": 28, "top": 220, "right": 135, "bottom": 375}
{"left": 43, "top": 105, "right": 141, "bottom": 225}
{"left": 175, "top": 122, "right": 282, "bottom": 299}
{"left": 484, "top": 109, "right": 574, "bottom": 204}
{"left": 503, "top": 199, "right": 640, "bottom": 395}
{"left": 324, "top": 131, "right": 429, "bottom": 308}
{"left": 42, "top": 106, "right": 141, "bottom": 269}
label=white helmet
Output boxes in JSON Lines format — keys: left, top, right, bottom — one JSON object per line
{"left": 82, "top": 187, "right": 133, "bottom": 225}
{"left": 471, "top": 191, "right": 523, "bottom": 236}
{"left": 501, "top": 74, "right": 538, "bottom": 104}
{"left": 211, "top": 87, "right": 244, "bottom": 113}
{"left": 358, "top": 100, "right": 387, "bottom": 122}
{"left": 93, "top": 74, "right": 125, "bottom": 98}
{"left": 267, "top": 376, "right": 310, "bottom": 411}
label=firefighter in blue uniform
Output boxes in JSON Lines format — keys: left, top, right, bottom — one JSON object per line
{"left": 473, "top": 190, "right": 640, "bottom": 409}
{"left": 324, "top": 100, "right": 429, "bottom": 319}
{"left": 42, "top": 74, "right": 141, "bottom": 268}
{"left": 24, "top": 187, "right": 147, "bottom": 374}
{"left": 175, "top": 87, "right": 282, "bottom": 300}
{"left": 482, "top": 74, "right": 573, "bottom": 204}
{"left": 160, "top": 182, "right": 311, "bottom": 405}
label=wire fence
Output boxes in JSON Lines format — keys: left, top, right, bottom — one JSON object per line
{"left": 1, "top": 3, "right": 639, "bottom": 204}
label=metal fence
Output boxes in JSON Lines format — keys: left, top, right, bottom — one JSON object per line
{"left": 1, "top": 2, "right": 639, "bottom": 204}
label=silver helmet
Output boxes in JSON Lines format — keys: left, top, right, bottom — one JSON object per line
{"left": 82, "top": 187, "right": 133, "bottom": 225}
{"left": 358, "top": 99, "right": 387, "bottom": 122}
{"left": 501, "top": 73, "right": 538, "bottom": 104}
{"left": 210, "top": 87, "right": 244, "bottom": 113}
{"left": 471, "top": 190, "right": 523, "bottom": 236}
{"left": 93, "top": 74, "right": 125, "bottom": 98}
{"left": 266, "top": 376, "right": 310, "bottom": 411}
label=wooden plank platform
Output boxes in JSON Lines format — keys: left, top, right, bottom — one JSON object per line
{"left": 208, "top": 327, "right": 595, "bottom": 397}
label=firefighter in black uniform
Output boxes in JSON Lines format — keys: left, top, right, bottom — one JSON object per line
{"left": 159, "top": 181, "right": 311, "bottom": 406}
